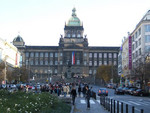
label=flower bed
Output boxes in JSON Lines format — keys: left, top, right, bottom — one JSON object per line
{"left": 0, "top": 89, "right": 71, "bottom": 113}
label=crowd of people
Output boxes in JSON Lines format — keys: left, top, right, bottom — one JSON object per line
{"left": 9, "top": 82, "right": 92, "bottom": 109}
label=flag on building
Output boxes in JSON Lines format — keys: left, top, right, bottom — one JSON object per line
{"left": 72, "top": 52, "right": 75, "bottom": 65}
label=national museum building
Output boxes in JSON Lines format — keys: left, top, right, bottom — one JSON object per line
{"left": 13, "top": 8, "right": 119, "bottom": 81}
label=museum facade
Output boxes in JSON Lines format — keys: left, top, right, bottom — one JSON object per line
{"left": 13, "top": 8, "right": 119, "bottom": 81}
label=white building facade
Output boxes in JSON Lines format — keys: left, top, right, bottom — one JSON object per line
{"left": 0, "top": 37, "right": 21, "bottom": 68}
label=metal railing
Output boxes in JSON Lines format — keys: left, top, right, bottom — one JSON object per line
{"left": 100, "top": 96, "right": 144, "bottom": 113}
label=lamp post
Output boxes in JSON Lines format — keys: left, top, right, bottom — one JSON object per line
{"left": 4, "top": 55, "right": 8, "bottom": 85}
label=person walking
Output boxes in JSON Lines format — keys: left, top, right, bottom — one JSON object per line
{"left": 71, "top": 87, "right": 77, "bottom": 105}
{"left": 86, "top": 86, "right": 91, "bottom": 109}
{"left": 78, "top": 85, "right": 81, "bottom": 97}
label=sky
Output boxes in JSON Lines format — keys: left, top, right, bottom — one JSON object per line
{"left": 0, "top": 0, "right": 150, "bottom": 47}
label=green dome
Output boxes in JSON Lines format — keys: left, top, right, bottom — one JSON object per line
{"left": 67, "top": 8, "right": 82, "bottom": 26}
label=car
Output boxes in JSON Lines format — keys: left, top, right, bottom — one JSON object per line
{"left": 115, "top": 87, "right": 124, "bottom": 95}
{"left": 107, "top": 84, "right": 113, "bottom": 88}
{"left": 128, "top": 88, "right": 137, "bottom": 95}
{"left": 122, "top": 87, "right": 129, "bottom": 94}
{"left": 133, "top": 89, "right": 149, "bottom": 96}
{"left": 98, "top": 88, "right": 108, "bottom": 96}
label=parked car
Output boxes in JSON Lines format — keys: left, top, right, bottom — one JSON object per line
{"left": 122, "top": 87, "right": 129, "bottom": 94}
{"left": 128, "top": 88, "right": 137, "bottom": 95}
{"left": 115, "top": 87, "right": 124, "bottom": 95}
{"left": 98, "top": 88, "right": 108, "bottom": 96}
{"left": 133, "top": 89, "right": 149, "bottom": 96}
{"left": 107, "top": 84, "right": 113, "bottom": 88}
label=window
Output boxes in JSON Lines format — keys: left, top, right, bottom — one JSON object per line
{"left": 89, "top": 61, "right": 92, "bottom": 66}
{"left": 145, "top": 25, "right": 150, "bottom": 32}
{"left": 89, "top": 53, "right": 92, "bottom": 58}
{"left": 94, "top": 53, "right": 97, "bottom": 58}
{"left": 139, "top": 38, "right": 141, "bottom": 46}
{"left": 50, "top": 53, "right": 53, "bottom": 57}
{"left": 104, "top": 61, "right": 107, "bottom": 65}
{"left": 50, "top": 61, "right": 53, "bottom": 65}
{"left": 138, "top": 28, "right": 141, "bottom": 35}
{"left": 35, "top": 52, "right": 39, "bottom": 57}
{"left": 113, "top": 53, "right": 117, "bottom": 58}
{"left": 132, "top": 53, "right": 134, "bottom": 59}
{"left": 93, "top": 70, "right": 96, "bottom": 74}
{"left": 77, "top": 60, "right": 80, "bottom": 65}
{"left": 55, "top": 61, "right": 58, "bottom": 65}
{"left": 109, "top": 61, "right": 112, "bottom": 65}
{"left": 132, "top": 44, "right": 134, "bottom": 51}
{"left": 139, "top": 48, "right": 141, "bottom": 55}
{"left": 132, "top": 35, "right": 134, "bottom": 42}
{"left": 67, "top": 34, "right": 70, "bottom": 37}
{"left": 45, "top": 60, "right": 48, "bottom": 65}
{"left": 94, "top": 61, "right": 97, "bottom": 66}
{"left": 109, "top": 53, "right": 112, "bottom": 58}
{"left": 84, "top": 61, "right": 87, "bottom": 66}
{"left": 40, "top": 53, "right": 43, "bottom": 57}
{"left": 54, "top": 69, "right": 57, "bottom": 74}
{"left": 136, "top": 41, "right": 138, "bottom": 48}
{"left": 84, "top": 53, "right": 87, "bottom": 57}
{"left": 114, "top": 61, "right": 117, "bottom": 65}
{"left": 26, "top": 52, "right": 29, "bottom": 57}
{"left": 77, "top": 34, "right": 81, "bottom": 38}
{"left": 145, "top": 35, "right": 150, "bottom": 43}
{"left": 104, "top": 53, "right": 107, "bottom": 58}
{"left": 40, "top": 60, "right": 43, "bottom": 65}
{"left": 72, "top": 33, "right": 75, "bottom": 37}
{"left": 35, "top": 60, "right": 38, "bottom": 65}
{"left": 135, "top": 32, "right": 137, "bottom": 38}
{"left": 89, "top": 70, "right": 92, "bottom": 74}
{"left": 45, "top": 53, "right": 48, "bottom": 57}
{"left": 99, "top": 53, "right": 102, "bottom": 58}
{"left": 145, "top": 46, "right": 150, "bottom": 52}
{"left": 30, "top": 60, "right": 33, "bottom": 65}
{"left": 60, "top": 61, "right": 63, "bottom": 65}
{"left": 99, "top": 61, "right": 102, "bottom": 66}
{"left": 60, "top": 53, "right": 63, "bottom": 57}
{"left": 136, "top": 51, "right": 138, "bottom": 57}
{"left": 30, "top": 52, "right": 34, "bottom": 57}
{"left": 55, "top": 53, "right": 58, "bottom": 57}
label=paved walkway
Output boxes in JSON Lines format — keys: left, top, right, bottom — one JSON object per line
{"left": 72, "top": 96, "right": 109, "bottom": 113}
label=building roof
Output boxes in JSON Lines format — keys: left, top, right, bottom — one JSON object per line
{"left": 89, "top": 46, "right": 120, "bottom": 51}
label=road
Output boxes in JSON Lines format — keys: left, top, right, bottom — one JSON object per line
{"left": 91, "top": 85, "right": 150, "bottom": 113}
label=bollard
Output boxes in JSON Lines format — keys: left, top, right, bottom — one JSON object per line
{"left": 111, "top": 99, "right": 113, "bottom": 113}
{"left": 105, "top": 97, "right": 107, "bottom": 110}
{"left": 114, "top": 100, "right": 116, "bottom": 113}
{"left": 100, "top": 96, "right": 102, "bottom": 105}
{"left": 108, "top": 98, "right": 110, "bottom": 111}
{"left": 132, "top": 106, "right": 134, "bottom": 113}
{"left": 141, "top": 109, "right": 144, "bottom": 113}
{"left": 126, "top": 104, "right": 128, "bottom": 113}
{"left": 117, "top": 101, "right": 119, "bottom": 113}
{"left": 121, "top": 102, "right": 123, "bottom": 113}
{"left": 104, "top": 96, "right": 105, "bottom": 108}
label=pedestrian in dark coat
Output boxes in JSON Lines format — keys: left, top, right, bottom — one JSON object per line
{"left": 78, "top": 85, "right": 81, "bottom": 97}
{"left": 71, "top": 87, "right": 77, "bottom": 105}
{"left": 82, "top": 85, "right": 86, "bottom": 97}
{"left": 86, "top": 86, "right": 91, "bottom": 109}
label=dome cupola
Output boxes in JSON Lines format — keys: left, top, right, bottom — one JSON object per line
{"left": 13, "top": 35, "right": 25, "bottom": 47}
{"left": 67, "top": 8, "right": 82, "bottom": 26}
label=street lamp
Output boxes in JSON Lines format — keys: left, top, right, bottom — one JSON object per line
{"left": 4, "top": 55, "right": 8, "bottom": 85}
